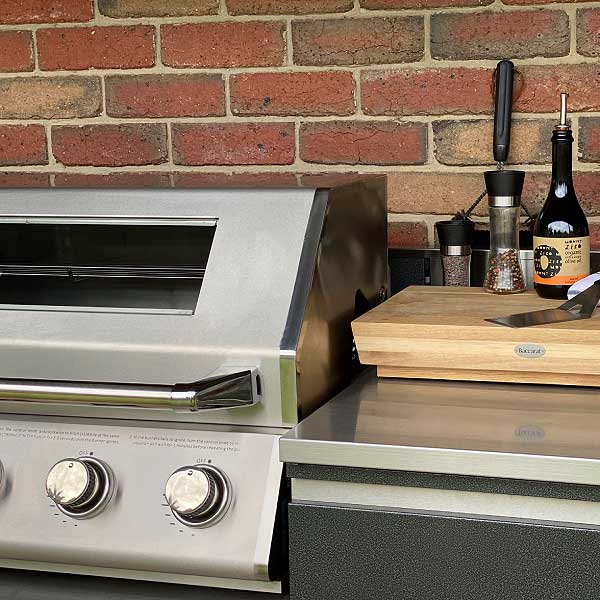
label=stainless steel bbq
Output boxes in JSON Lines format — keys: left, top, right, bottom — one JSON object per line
{"left": 0, "top": 179, "right": 386, "bottom": 593}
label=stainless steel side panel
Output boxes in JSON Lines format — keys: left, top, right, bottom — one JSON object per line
{"left": 0, "top": 189, "right": 316, "bottom": 428}
{"left": 280, "top": 178, "right": 388, "bottom": 425}
{"left": 0, "top": 416, "right": 282, "bottom": 583}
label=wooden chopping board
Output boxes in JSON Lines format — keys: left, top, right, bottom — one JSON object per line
{"left": 352, "top": 286, "right": 600, "bottom": 387}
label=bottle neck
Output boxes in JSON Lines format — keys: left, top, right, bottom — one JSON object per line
{"left": 550, "top": 129, "right": 574, "bottom": 198}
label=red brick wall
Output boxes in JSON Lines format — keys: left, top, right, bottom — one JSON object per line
{"left": 1, "top": 0, "right": 600, "bottom": 248}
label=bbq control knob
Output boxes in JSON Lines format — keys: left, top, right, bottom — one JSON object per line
{"left": 46, "top": 457, "right": 115, "bottom": 519}
{"left": 165, "top": 465, "right": 231, "bottom": 528}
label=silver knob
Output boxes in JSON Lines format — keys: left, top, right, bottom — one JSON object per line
{"left": 165, "top": 465, "right": 231, "bottom": 528}
{"left": 46, "top": 457, "right": 115, "bottom": 519}
{"left": 0, "top": 460, "right": 4, "bottom": 494}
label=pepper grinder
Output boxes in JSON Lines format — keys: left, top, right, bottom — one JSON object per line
{"left": 483, "top": 60, "right": 526, "bottom": 294}
{"left": 436, "top": 219, "right": 475, "bottom": 287}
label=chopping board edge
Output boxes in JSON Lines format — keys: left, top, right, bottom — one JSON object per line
{"left": 353, "top": 286, "right": 600, "bottom": 387}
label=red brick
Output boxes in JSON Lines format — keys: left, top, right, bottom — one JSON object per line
{"left": 514, "top": 65, "right": 600, "bottom": 113}
{"left": 387, "top": 173, "right": 484, "bottom": 215}
{"left": 300, "top": 172, "right": 363, "bottom": 187}
{"left": 519, "top": 172, "right": 547, "bottom": 215}
{"left": 300, "top": 121, "right": 426, "bottom": 165}
{"left": 106, "top": 75, "right": 224, "bottom": 118}
{"left": 386, "top": 171, "right": 579, "bottom": 218}
{"left": 362, "top": 0, "right": 492, "bottom": 7}
{"left": 173, "top": 172, "right": 299, "bottom": 187}
{"left": 431, "top": 10, "right": 569, "bottom": 60}
{"left": 578, "top": 9, "right": 600, "bottom": 57}
{"left": 38, "top": 26, "right": 155, "bottom": 71}
{"left": 0, "top": 32, "right": 33, "bottom": 72}
{"left": 362, "top": 68, "right": 493, "bottom": 116}
{"left": 172, "top": 123, "right": 295, "bottom": 166}
{"left": 388, "top": 221, "right": 429, "bottom": 248}
{"left": 573, "top": 172, "right": 600, "bottom": 216}
{"left": 52, "top": 125, "right": 168, "bottom": 167}
{"left": 433, "top": 120, "right": 553, "bottom": 166}
{"left": 0, "top": 172, "right": 50, "bottom": 186}
{"left": 54, "top": 172, "right": 171, "bottom": 187}
{"left": 504, "top": 0, "right": 587, "bottom": 5}
{"left": 161, "top": 22, "right": 285, "bottom": 68}
{"left": 590, "top": 223, "right": 600, "bottom": 250}
{"left": 0, "top": 77, "right": 101, "bottom": 119}
{"left": 0, "top": 125, "right": 46, "bottom": 166}
{"left": 579, "top": 118, "right": 600, "bottom": 162}
{"left": 0, "top": 0, "right": 92, "bottom": 24}
{"left": 98, "top": 0, "right": 218, "bottom": 17}
{"left": 592, "top": 224, "right": 600, "bottom": 250}
{"left": 293, "top": 17, "right": 423, "bottom": 66}
{"left": 227, "top": 0, "right": 352, "bottom": 13}
{"left": 230, "top": 72, "right": 355, "bottom": 117}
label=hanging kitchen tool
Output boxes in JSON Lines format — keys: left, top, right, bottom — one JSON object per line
{"left": 486, "top": 280, "right": 600, "bottom": 327}
{"left": 452, "top": 61, "right": 533, "bottom": 223}
{"left": 491, "top": 59, "right": 513, "bottom": 170}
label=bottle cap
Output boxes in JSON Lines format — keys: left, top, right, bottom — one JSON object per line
{"left": 484, "top": 170, "right": 525, "bottom": 206}
{"left": 436, "top": 219, "right": 474, "bottom": 247}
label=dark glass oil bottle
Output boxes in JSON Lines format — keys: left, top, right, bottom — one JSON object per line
{"left": 533, "top": 93, "right": 589, "bottom": 299}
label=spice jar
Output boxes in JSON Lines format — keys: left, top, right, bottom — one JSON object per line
{"left": 484, "top": 170, "right": 526, "bottom": 294}
{"left": 436, "top": 219, "right": 474, "bottom": 287}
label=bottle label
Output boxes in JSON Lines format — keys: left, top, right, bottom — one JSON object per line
{"left": 533, "top": 236, "right": 590, "bottom": 285}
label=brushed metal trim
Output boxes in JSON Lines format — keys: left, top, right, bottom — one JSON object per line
{"left": 279, "top": 191, "right": 329, "bottom": 354}
{"left": 281, "top": 438, "right": 600, "bottom": 487}
{"left": 440, "top": 245, "right": 471, "bottom": 256}
{"left": 279, "top": 190, "right": 329, "bottom": 426}
{"left": 0, "top": 560, "right": 283, "bottom": 593}
{"left": 0, "top": 304, "right": 193, "bottom": 316}
{"left": 253, "top": 438, "right": 284, "bottom": 580}
{"left": 0, "top": 215, "right": 218, "bottom": 227}
{"left": 488, "top": 195, "right": 521, "bottom": 208}
{"left": 292, "top": 478, "right": 600, "bottom": 526}
{"left": 279, "top": 352, "right": 299, "bottom": 427}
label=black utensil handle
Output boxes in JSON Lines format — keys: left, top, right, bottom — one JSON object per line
{"left": 493, "top": 60, "right": 515, "bottom": 164}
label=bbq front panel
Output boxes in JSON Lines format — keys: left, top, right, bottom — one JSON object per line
{"left": 0, "top": 415, "right": 283, "bottom": 591}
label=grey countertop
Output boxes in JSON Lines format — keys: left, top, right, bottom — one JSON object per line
{"left": 0, "top": 569, "right": 286, "bottom": 600}
{"left": 280, "top": 370, "right": 600, "bottom": 486}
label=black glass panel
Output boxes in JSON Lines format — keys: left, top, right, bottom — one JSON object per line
{"left": 0, "top": 223, "right": 215, "bottom": 267}
{"left": 0, "top": 222, "right": 216, "bottom": 312}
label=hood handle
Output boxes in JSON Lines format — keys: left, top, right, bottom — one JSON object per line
{"left": 0, "top": 369, "right": 261, "bottom": 412}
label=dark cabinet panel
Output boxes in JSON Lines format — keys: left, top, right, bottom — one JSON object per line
{"left": 289, "top": 502, "right": 600, "bottom": 600}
